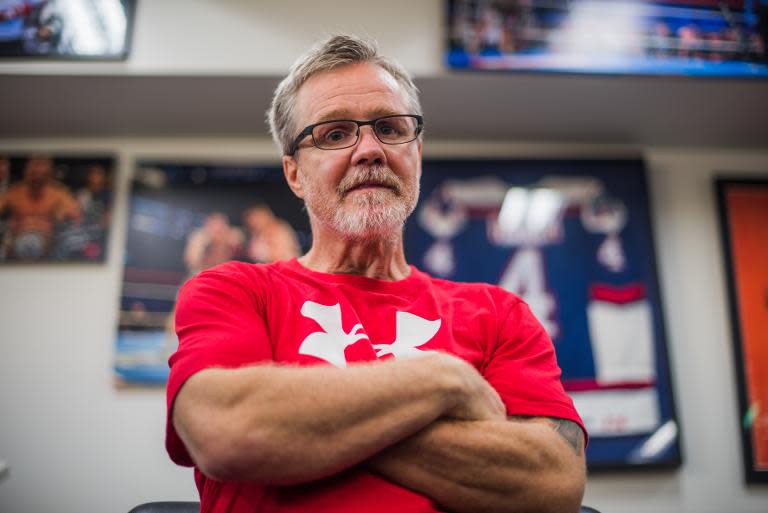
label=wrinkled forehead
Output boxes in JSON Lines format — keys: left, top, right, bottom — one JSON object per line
{"left": 293, "top": 62, "right": 409, "bottom": 132}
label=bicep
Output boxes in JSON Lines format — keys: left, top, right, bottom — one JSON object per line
{"left": 548, "top": 417, "right": 586, "bottom": 456}
{"left": 170, "top": 365, "right": 272, "bottom": 476}
{"left": 171, "top": 368, "right": 234, "bottom": 460}
{"left": 171, "top": 367, "right": 225, "bottom": 442}
{"left": 165, "top": 266, "right": 271, "bottom": 465}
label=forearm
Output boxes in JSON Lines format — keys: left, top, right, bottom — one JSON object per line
{"left": 367, "top": 418, "right": 586, "bottom": 513}
{"left": 173, "top": 354, "right": 462, "bottom": 484}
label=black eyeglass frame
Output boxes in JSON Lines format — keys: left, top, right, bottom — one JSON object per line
{"left": 287, "top": 114, "right": 424, "bottom": 156}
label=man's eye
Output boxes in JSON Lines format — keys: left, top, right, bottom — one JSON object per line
{"left": 317, "top": 123, "right": 355, "bottom": 145}
{"left": 327, "top": 130, "right": 347, "bottom": 141}
{"left": 376, "top": 121, "right": 406, "bottom": 138}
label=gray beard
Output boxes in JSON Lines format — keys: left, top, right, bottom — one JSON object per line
{"left": 331, "top": 188, "right": 412, "bottom": 240}
{"left": 304, "top": 165, "right": 419, "bottom": 240}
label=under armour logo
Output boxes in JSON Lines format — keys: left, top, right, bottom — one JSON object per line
{"left": 299, "top": 302, "right": 369, "bottom": 368}
{"left": 298, "top": 301, "right": 441, "bottom": 368}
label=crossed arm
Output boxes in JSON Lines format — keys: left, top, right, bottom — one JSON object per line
{"left": 172, "top": 352, "right": 585, "bottom": 513}
{"left": 367, "top": 416, "right": 585, "bottom": 513}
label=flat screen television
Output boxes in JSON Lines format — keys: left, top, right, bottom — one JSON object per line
{"left": 0, "top": 0, "right": 136, "bottom": 60}
{"left": 447, "top": 0, "right": 768, "bottom": 77}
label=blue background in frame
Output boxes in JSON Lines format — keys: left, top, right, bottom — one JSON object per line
{"left": 405, "top": 159, "right": 681, "bottom": 469}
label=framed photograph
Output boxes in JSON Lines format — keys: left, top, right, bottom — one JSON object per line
{"left": 446, "top": 0, "right": 768, "bottom": 77}
{"left": 114, "top": 161, "right": 310, "bottom": 386}
{"left": 406, "top": 158, "right": 681, "bottom": 469}
{"left": 716, "top": 178, "right": 768, "bottom": 483}
{"left": 0, "top": 153, "right": 115, "bottom": 263}
{"left": 0, "top": 0, "right": 136, "bottom": 60}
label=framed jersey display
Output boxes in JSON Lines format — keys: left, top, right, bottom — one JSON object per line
{"left": 716, "top": 178, "right": 768, "bottom": 483}
{"left": 114, "top": 162, "right": 310, "bottom": 386}
{"left": 405, "top": 158, "right": 681, "bottom": 469}
{"left": 0, "top": 153, "right": 115, "bottom": 263}
{"left": 446, "top": 0, "right": 768, "bottom": 77}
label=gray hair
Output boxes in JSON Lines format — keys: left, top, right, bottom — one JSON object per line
{"left": 267, "top": 34, "right": 422, "bottom": 156}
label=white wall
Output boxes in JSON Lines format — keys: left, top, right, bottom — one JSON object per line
{"left": 0, "top": 138, "right": 767, "bottom": 513}
{"left": 0, "top": 0, "right": 444, "bottom": 76}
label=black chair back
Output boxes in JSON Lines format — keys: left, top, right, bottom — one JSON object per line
{"left": 128, "top": 502, "right": 199, "bottom": 513}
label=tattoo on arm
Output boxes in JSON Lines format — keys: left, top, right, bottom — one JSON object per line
{"left": 508, "top": 415, "right": 585, "bottom": 455}
{"left": 548, "top": 418, "right": 585, "bottom": 455}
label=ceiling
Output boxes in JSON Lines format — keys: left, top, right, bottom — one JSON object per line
{"left": 2, "top": 72, "right": 767, "bottom": 148}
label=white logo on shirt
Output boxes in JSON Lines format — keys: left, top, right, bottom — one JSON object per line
{"left": 298, "top": 302, "right": 369, "bottom": 368}
{"left": 298, "top": 300, "right": 441, "bottom": 367}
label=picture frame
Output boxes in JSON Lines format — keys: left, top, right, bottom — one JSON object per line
{"left": 715, "top": 178, "right": 768, "bottom": 483}
{"left": 0, "top": 153, "right": 116, "bottom": 263}
{"left": 407, "top": 158, "right": 682, "bottom": 469}
{"left": 114, "top": 161, "right": 310, "bottom": 386}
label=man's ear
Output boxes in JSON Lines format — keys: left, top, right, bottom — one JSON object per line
{"left": 282, "top": 155, "right": 304, "bottom": 199}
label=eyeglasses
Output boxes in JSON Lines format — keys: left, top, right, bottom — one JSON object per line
{"left": 287, "top": 114, "right": 423, "bottom": 156}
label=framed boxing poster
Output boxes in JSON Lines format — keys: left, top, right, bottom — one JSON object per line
{"left": 405, "top": 158, "right": 681, "bottom": 470}
{"left": 716, "top": 178, "right": 768, "bottom": 483}
{"left": 114, "top": 161, "right": 310, "bottom": 386}
{"left": 0, "top": 154, "right": 115, "bottom": 263}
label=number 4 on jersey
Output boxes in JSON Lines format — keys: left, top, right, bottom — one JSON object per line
{"left": 498, "top": 248, "right": 559, "bottom": 339}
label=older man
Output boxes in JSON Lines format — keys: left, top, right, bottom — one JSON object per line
{"left": 167, "top": 35, "right": 586, "bottom": 513}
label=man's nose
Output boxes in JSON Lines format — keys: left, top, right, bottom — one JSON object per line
{"left": 351, "top": 125, "right": 386, "bottom": 167}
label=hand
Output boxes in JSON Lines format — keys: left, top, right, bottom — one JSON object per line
{"left": 435, "top": 353, "right": 506, "bottom": 421}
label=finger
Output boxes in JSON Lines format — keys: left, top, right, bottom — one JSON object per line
{"left": 486, "top": 386, "right": 506, "bottom": 416}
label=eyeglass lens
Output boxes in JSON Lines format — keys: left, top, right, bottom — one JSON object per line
{"left": 312, "top": 116, "right": 418, "bottom": 150}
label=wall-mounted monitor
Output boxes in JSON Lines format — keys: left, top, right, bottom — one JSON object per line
{"left": 447, "top": 0, "right": 768, "bottom": 77}
{"left": 0, "top": 0, "right": 136, "bottom": 60}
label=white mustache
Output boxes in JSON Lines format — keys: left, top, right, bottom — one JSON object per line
{"left": 338, "top": 166, "right": 402, "bottom": 196}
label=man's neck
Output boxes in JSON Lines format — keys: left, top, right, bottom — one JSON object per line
{"left": 298, "top": 230, "right": 411, "bottom": 281}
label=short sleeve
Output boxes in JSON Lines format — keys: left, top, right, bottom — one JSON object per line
{"left": 165, "top": 264, "right": 273, "bottom": 466}
{"left": 484, "top": 292, "right": 587, "bottom": 442}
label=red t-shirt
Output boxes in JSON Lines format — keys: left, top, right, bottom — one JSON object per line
{"left": 167, "top": 259, "right": 584, "bottom": 513}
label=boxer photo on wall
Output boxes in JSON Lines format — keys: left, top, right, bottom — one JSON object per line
{"left": 0, "top": 154, "right": 115, "bottom": 263}
{"left": 114, "top": 161, "right": 310, "bottom": 386}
